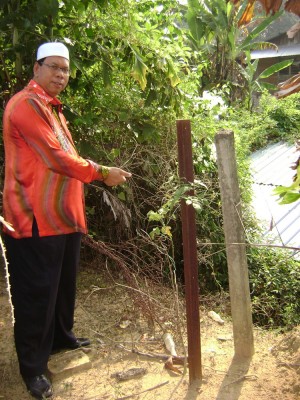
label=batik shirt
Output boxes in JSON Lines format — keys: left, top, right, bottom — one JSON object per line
{"left": 2, "top": 80, "right": 104, "bottom": 238}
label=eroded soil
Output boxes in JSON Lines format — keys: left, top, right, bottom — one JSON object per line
{"left": 0, "top": 265, "right": 299, "bottom": 400}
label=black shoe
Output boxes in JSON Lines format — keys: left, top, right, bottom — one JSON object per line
{"left": 51, "top": 337, "right": 91, "bottom": 353}
{"left": 68, "top": 337, "right": 91, "bottom": 349}
{"left": 24, "top": 374, "right": 53, "bottom": 399}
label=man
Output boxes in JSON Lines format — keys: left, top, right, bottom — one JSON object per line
{"left": 2, "top": 42, "right": 131, "bottom": 399}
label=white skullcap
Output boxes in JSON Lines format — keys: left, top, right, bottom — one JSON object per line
{"left": 37, "top": 42, "right": 69, "bottom": 61}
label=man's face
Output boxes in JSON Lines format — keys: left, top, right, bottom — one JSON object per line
{"left": 33, "top": 56, "right": 70, "bottom": 97}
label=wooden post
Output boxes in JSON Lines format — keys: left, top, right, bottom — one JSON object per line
{"left": 215, "top": 130, "right": 254, "bottom": 358}
{"left": 177, "top": 120, "right": 202, "bottom": 382}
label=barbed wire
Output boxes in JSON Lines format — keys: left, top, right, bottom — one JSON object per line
{"left": 253, "top": 181, "right": 280, "bottom": 187}
{"left": 197, "top": 241, "right": 300, "bottom": 252}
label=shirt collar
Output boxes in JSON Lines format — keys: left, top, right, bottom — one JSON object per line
{"left": 28, "top": 80, "right": 63, "bottom": 111}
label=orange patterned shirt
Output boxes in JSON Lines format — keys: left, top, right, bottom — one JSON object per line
{"left": 3, "top": 80, "right": 103, "bottom": 238}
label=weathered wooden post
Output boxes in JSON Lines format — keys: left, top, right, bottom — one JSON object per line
{"left": 215, "top": 130, "right": 254, "bottom": 358}
{"left": 177, "top": 120, "right": 202, "bottom": 382}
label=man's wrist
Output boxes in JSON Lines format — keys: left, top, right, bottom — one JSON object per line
{"left": 98, "top": 165, "right": 110, "bottom": 180}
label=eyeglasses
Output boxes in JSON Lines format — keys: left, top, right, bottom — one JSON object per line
{"left": 40, "top": 62, "right": 70, "bottom": 76}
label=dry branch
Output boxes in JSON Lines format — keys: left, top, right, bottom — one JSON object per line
{"left": 115, "top": 380, "right": 169, "bottom": 400}
{"left": 223, "top": 374, "right": 258, "bottom": 387}
{"left": 82, "top": 235, "right": 158, "bottom": 324}
{"left": 117, "top": 344, "right": 187, "bottom": 365}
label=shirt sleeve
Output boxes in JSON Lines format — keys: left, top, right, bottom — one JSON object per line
{"left": 10, "top": 96, "right": 104, "bottom": 183}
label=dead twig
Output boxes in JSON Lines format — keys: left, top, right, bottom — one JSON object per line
{"left": 223, "top": 374, "right": 258, "bottom": 387}
{"left": 117, "top": 344, "right": 187, "bottom": 365}
{"left": 82, "top": 235, "right": 158, "bottom": 325}
{"left": 115, "top": 380, "right": 169, "bottom": 400}
{"left": 277, "top": 362, "right": 300, "bottom": 369}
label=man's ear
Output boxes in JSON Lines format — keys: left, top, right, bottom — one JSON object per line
{"left": 33, "top": 62, "right": 40, "bottom": 76}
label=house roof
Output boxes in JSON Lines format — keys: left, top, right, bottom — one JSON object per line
{"left": 251, "top": 43, "right": 300, "bottom": 59}
{"left": 251, "top": 142, "right": 300, "bottom": 254}
{"left": 254, "top": 13, "right": 299, "bottom": 42}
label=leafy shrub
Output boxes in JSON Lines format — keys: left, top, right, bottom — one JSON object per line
{"left": 260, "top": 92, "right": 300, "bottom": 140}
{"left": 183, "top": 92, "right": 300, "bottom": 329}
{"left": 236, "top": 92, "right": 300, "bottom": 151}
{"left": 247, "top": 243, "right": 300, "bottom": 329}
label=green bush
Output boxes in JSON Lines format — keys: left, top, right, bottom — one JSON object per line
{"left": 260, "top": 92, "right": 300, "bottom": 140}
{"left": 232, "top": 92, "right": 300, "bottom": 151}
{"left": 186, "top": 93, "right": 300, "bottom": 329}
{"left": 247, "top": 243, "right": 300, "bottom": 329}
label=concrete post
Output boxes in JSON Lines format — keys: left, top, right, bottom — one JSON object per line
{"left": 215, "top": 130, "right": 254, "bottom": 358}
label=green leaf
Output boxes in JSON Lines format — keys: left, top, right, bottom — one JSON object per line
{"left": 239, "top": 11, "right": 283, "bottom": 52}
{"left": 149, "top": 227, "right": 161, "bottom": 239}
{"left": 85, "top": 28, "right": 95, "bottom": 38}
{"left": 147, "top": 211, "right": 163, "bottom": 222}
{"left": 161, "top": 225, "right": 172, "bottom": 237}
{"left": 102, "top": 58, "right": 112, "bottom": 89}
{"left": 273, "top": 185, "right": 291, "bottom": 195}
{"left": 166, "top": 59, "right": 180, "bottom": 87}
{"left": 118, "top": 191, "right": 126, "bottom": 201}
{"left": 250, "top": 42, "right": 278, "bottom": 51}
{"left": 186, "top": 3, "right": 204, "bottom": 42}
{"left": 258, "top": 60, "right": 294, "bottom": 79}
{"left": 108, "top": 148, "right": 120, "bottom": 161}
{"left": 36, "top": 0, "right": 59, "bottom": 18}
{"left": 130, "top": 46, "right": 148, "bottom": 90}
{"left": 278, "top": 192, "right": 300, "bottom": 205}
{"left": 259, "top": 82, "right": 278, "bottom": 91}
{"left": 228, "top": 31, "right": 235, "bottom": 50}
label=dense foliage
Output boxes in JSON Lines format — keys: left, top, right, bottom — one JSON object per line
{"left": 217, "top": 93, "right": 300, "bottom": 328}
{"left": 0, "top": 0, "right": 299, "bottom": 329}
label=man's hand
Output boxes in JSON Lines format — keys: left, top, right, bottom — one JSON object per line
{"left": 103, "top": 167, "right": 132, "bottom": 186}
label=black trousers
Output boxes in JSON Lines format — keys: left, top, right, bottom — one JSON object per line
{"left": 3, "top": 232, "right": 82, "bottom": 378}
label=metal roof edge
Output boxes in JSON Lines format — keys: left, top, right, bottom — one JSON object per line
{"left": 251, "top": 44, "right": 300, "bottom": 59}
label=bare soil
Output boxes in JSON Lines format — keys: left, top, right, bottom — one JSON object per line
{"left": 0, "top": 264, "right": 299, "bottom": 400}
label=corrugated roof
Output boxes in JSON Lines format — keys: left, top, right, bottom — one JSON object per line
{"left": 250, "top": 142, "right": 300, "bottom": 254}
{"left": 251, "top": 44, "right": 300, "bottom": 59}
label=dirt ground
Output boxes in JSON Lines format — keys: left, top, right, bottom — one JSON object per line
{"left": 0, "top": 263, "right": 299, "bottom": 400}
